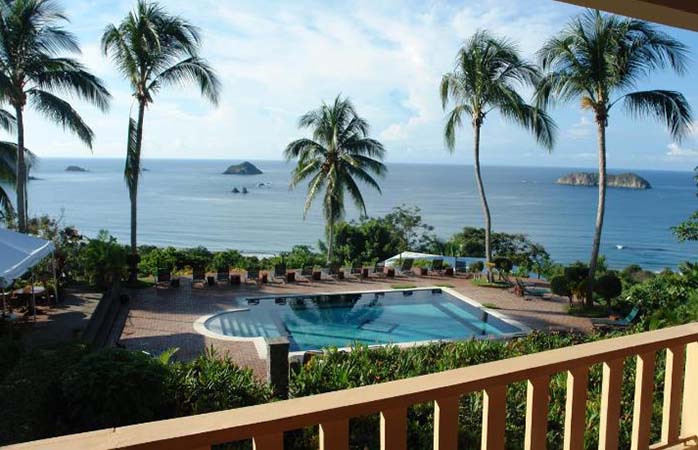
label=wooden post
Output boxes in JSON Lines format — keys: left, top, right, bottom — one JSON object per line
{"left": 525, "top": 376, "right": 549, "bottom": 450}
{"left": 631, "top": 351, "right": 656, "bottom": 450}
{"left": 482, "top": 385, "right": 506, "bottom": 450}
{"left": 380, "top": 408, "right": 407, "bottom": 450}
{"left": 434, "top": 396, "right": 459, "bottom": 450}
{"left": 661, "top": 345, "right": 685, "bottom": 445}
{"left": 563, "top": 367, "right": 588, "bottom": 450}
{"left": 682, "top": 342, "right": 698, "bottom": 438}
{"left": 320, "top": 419, "right": 349, "bottom": 450}
{"left": 598, "top": 359, "right": 624, "bottom": 450}
{"left": 253, "top": 433, "right": 283, "bottom": 450}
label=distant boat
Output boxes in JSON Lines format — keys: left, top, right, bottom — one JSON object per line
{"left": 616, "top": 245, "right": 625, "bottom": 250}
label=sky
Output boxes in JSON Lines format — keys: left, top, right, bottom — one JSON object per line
{"left": 19, "top": 0, "right": 698, "bottom": 170}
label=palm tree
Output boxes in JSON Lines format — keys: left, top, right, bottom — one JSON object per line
{"left": 284, "top": 95, "right": 387, "bottom": 263}
{"left": 536, "top": 10, "right": 692, "bottom": 305}
{"left": 102, "top": 0, "right": 221, "bottom": 281}
{"left": 0, "top": 143, "right": 36, "bottom": 223}
{"left": 0, "top": 0, "right": 111, "bottom": 232}
{"left": 440, "top": 30, "right": 556, "bottom": 279}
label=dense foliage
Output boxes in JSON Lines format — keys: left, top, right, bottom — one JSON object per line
{"left": 673, "top": 167, "right": 698, "bottom": 242}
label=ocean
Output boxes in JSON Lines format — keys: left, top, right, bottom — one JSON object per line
{"left": 17, "top": 158, "right": 698, "bottom": 271}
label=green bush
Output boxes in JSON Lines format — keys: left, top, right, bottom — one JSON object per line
{"left": 139, "top": 246, "right": 179, "bottom": 276}
{"left": 550, "top": 275, "right": 572, "bottom": 301}
{"left": 169, "top": 349, "right": 272, "bottom": 415}
{"left": 620, "top": 264, "right": 655, "bottom": 286}
{"left": 58, "top": 348, "right": 172, "bottom": 432}
{"left": 0, "top": 337, "right": 22, "bottom": 381}
{"left": 594, "top": 273, "right": 623, "bottom": 311}
{"left": 177, "top": 246, "right": 213, "bottom": 269}
{"left": 77, "top": 230, "right": 127, "bottom": 290}
{"left": 469, "top": 261, "right": 484, "bottom": 272}
{"left": 281, "top": 245, "right": 324, "bottom": 269}
{"left": 210, "top": 250, "right": 245, "bottom": 271}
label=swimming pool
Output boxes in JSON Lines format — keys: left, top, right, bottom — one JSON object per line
{"left": 194, "top": 288, "right": 526, "bottom": 353}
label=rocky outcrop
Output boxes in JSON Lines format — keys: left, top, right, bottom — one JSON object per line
{"left": 223, "top": 161, "right": 262, "bottom": 175}
{"left": 65, "top": 165, "right": 88, "bottom": 172}
{"left": 556, "top": 172, "right": 651, "bottom": 189}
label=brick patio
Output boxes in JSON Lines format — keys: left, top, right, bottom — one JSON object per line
{"left": 119, "top": 274, "right": 593, "bottom": 378}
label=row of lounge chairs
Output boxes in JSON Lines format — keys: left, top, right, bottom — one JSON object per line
{"left": 155, "top": 257, "right": 465, "bottom": 288}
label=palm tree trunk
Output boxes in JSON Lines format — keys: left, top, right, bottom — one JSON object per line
{"left": 15, "top": 106, "right": 26, "bottom": 233}
{"left": 587, "top": 119, "right": 607, "bottom": 307}
{"left": 472, "top": 120, "right": 492, "bottom": 281}
{"left": 128, "top": 101, "right": 146, "bottom": 283}
{"left": 327, "top": 215, "right": 334, "bottom": 264}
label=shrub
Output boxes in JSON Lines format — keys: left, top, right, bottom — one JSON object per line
{"left": 469, "top": 261, "right": 484, "bottom": 273}
{"left": 138, "top": 246, "right": 179, "bottom": 276}
{"left": 177, "top": 246, "right": 213, "bottom": 269}
{"left": 550, "top": 275, "right": 572, "bottom": 302}
{"left": 620, "top": 264, "right": 655, "bottom": 286}
{"left": 281, "top": 245, "right": 324, "bottom": 269}
{"left": 210, "top": 250, "right": 244, "bottom": 271}
{"left": 0, "top": 344, "right": 89, "bottom": 445}
{"left": 58, "top": 348, "right": 171, "bottom": 432}
{"left": 78, "top": 230, "right": 127, "bottom": 289}
{"left": 594, "top": 273, "right": 623, "bottom": 312}
{"left": 169, "top": 349, "right": 271, "bottom": 415}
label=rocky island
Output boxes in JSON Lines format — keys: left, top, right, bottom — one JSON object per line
{"left": 65, "top": 165, "right": 88, "bottom": 172}
{"left": 556, "top": 172, "right": 651, "bottom": 189}
{"left": 222, "top": 161, "right": 262, "bottom": 175}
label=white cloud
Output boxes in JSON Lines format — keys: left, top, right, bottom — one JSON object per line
{"left": 666, "top": 143, "right": 698, "bottom": 158}
{"left": 568, "top": 115, "right": 593, "bottom": 140}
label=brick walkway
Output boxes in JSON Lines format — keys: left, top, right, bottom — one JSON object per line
{"left": 119, "top": 274, "right": 592, "bottom": 378}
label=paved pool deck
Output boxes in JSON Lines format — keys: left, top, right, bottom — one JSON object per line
{"left": 119, "top": 274, "right": 593, "bottom": 378}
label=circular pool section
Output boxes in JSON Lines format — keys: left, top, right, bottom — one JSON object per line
{"left": 194, "top": 288, "right": 526, "bottom": 352}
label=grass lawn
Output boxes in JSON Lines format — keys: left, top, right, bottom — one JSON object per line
{"left": 481, "top": 302, "right": 501, "bottom": 309}
{"left": 471, "top": 278, "right": 510, "bottom": 289}
{"left": 566, "top": 303, "right": 609, "bottom": 318}
{"left": 391, "top": 284, "right": 417, "bottom": 289}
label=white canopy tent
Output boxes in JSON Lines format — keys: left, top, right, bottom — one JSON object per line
{"left": 0, "top": 227, "right": 56, "bottom": 319}
{"left": 384, "top": 251, "right": 483, "bottom": 269}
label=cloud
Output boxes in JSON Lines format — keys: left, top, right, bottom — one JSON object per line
{"left": 666, "top": 143, "right": 698, "bottom": 158}
{"left": 567, "top": 116, "right": 593, "bottom": 139}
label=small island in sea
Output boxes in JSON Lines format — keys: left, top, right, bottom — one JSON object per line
{"left": 556, "top": 172, "right": 651, "bottom": 189}
{"left": 65, "top": 165, "right": 88, "bottom": 172}
{"left": 223, "top": 161, "right": 262, "bottom": 175}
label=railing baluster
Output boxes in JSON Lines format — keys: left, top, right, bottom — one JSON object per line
{"left": 381, "top": 407, "right": 407, "bottom": 450}
{"left": 598, "top": 358, "right": 624, "bottom": 450}
{"left": 525, "top": 376, "right": 549, "bottom": 450}
{"left": 631, "top": 351, "right": 656, "bottom": 450}
{"left": 434, "top": 396, "right": 459, "bottom": 450}
{"left": 320, "top": 419, "right": 349, "bottom": 450}
{"left": 253, "top": 432, "right": 283, "bottom": 450}
{"left": 682, "top": 342, "right": 698, "bottom": 438}
{"left": 481, "top": 385, "right": 506, "bottom": 450}
{"left": 661, "top": 345, "right": 685, "bottom": 445}
{"left": 563, "top": 366, "right": 588, "bottom": 450}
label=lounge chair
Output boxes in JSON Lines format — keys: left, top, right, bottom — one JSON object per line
{"left": 155, "top": 267, "right": 172, "bottom": 287}
{"left": 370, "top": 261, "right": 386, "bottom": 278}
{"left": 395, "top": 258, "right": 414, "bottom": 277}
{"left": 296, "top": 266, "right": 314, "bottom": 283}
{"left": 192, "top": 266, "right": 206, "bottom": 287}
{"left": 323, "top": 263, "right": 342, "bottom": 281}
{"left": 343, "top": 262, "right": 364, "bottom": 281}
{"left": 246, "top": 267, "right": 261, "bottom": 286}
{"left": 216, "top": 268, "right": 229, "bottom": 284}
{"left": 592, "top": 306, "right": 640, "bottom": 329}
{"left": 270, "top": 263, "right": 287, "bottom": 284}
{"left": 455, "top": 260, "right": 468, "bottom": 274}
{"left": 514, "top": 279, "right": 549, "bottom": 298}
{"left": 429, "top": 259, "right": 445, "bottom": 276}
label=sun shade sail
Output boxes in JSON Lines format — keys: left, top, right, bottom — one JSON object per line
{"left": 0, "top": 227, "right": 54, "bottom": 288}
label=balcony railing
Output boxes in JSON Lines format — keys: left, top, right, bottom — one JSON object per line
{"left": 7, "top": 323, "right": 698, "bottom": 450}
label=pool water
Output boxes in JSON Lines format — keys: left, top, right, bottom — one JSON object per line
{"left": 203, "top": 288, "right": 523, "bottom": 352}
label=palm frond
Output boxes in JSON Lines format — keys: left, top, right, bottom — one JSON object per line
{"left": 28, "top": 89, "right": 94, "bottom": 147}
{"left": 621, "top": 90, "right": 693, "bottom": 141}
{"left": 150, "top": 56, "right": 220, "bottom": 105}
{"left": 31, "top": 57, "right": 111, "bottom": 112}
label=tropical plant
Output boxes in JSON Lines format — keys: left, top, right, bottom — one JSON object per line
{"left": 78, "top": 230, "right": 127, "bottom": 289}
{"left": 102, "top": 0, "right": 221, "bottom": 281}
{"left": 284, "top": 95, "right": 387, "bottom": 262}
{"left": 594, "top": 272, "right": 623, "bottom": 313}
{"left": 0, "top": 0, "right": 110, "bottom": 232}
{"left": 536, "top": 10, "right": 692, "bottom": 305}
{"left": 0, "top": 141, "right": 36, "bottom": 221}
{"left": 440, "top": 30, "right": 556, "bottom": 280}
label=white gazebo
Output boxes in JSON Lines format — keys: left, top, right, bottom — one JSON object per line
{"left": 0, "top": 227, "right": 56, "bottom": 319}
{"left": 384, "top": 251, "right": 483, "bottom": 269}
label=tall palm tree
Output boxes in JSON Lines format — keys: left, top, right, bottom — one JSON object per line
{"left": 0, "top": 143, "right": 36, "bottom": 222}
{"left": 102, "top": 0, "right": 221, "bottom": 281}
{"left": 0, "top": 0, "right": 111, "bottom": 232}
{"left": 536, "top": 10, "right": 692, "bottom": 305}
{"left": 440, "top": 30, "right": 556, "bottom": 279}
{"left": 284, "top": 95, "right": 387, "bottom": 263}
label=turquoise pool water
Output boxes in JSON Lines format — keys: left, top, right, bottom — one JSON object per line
{"left": 203, "top": 289, "right": 523, "bottom": 352}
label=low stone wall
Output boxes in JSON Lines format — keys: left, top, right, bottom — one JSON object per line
{"left": 82, "top": 281, "right": 125, "bottom": 348}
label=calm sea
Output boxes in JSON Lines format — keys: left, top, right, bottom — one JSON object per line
{"left": 17, "top": 158, "right": 698, "bottom": 271}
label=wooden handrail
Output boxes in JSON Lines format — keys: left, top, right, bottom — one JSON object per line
{"left": 7, "top": 323, "right": 698, "bottom": 450}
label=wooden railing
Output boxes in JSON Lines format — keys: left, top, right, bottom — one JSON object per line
{"left": 8, "top": 323, "right": 698, "bottom": 450}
